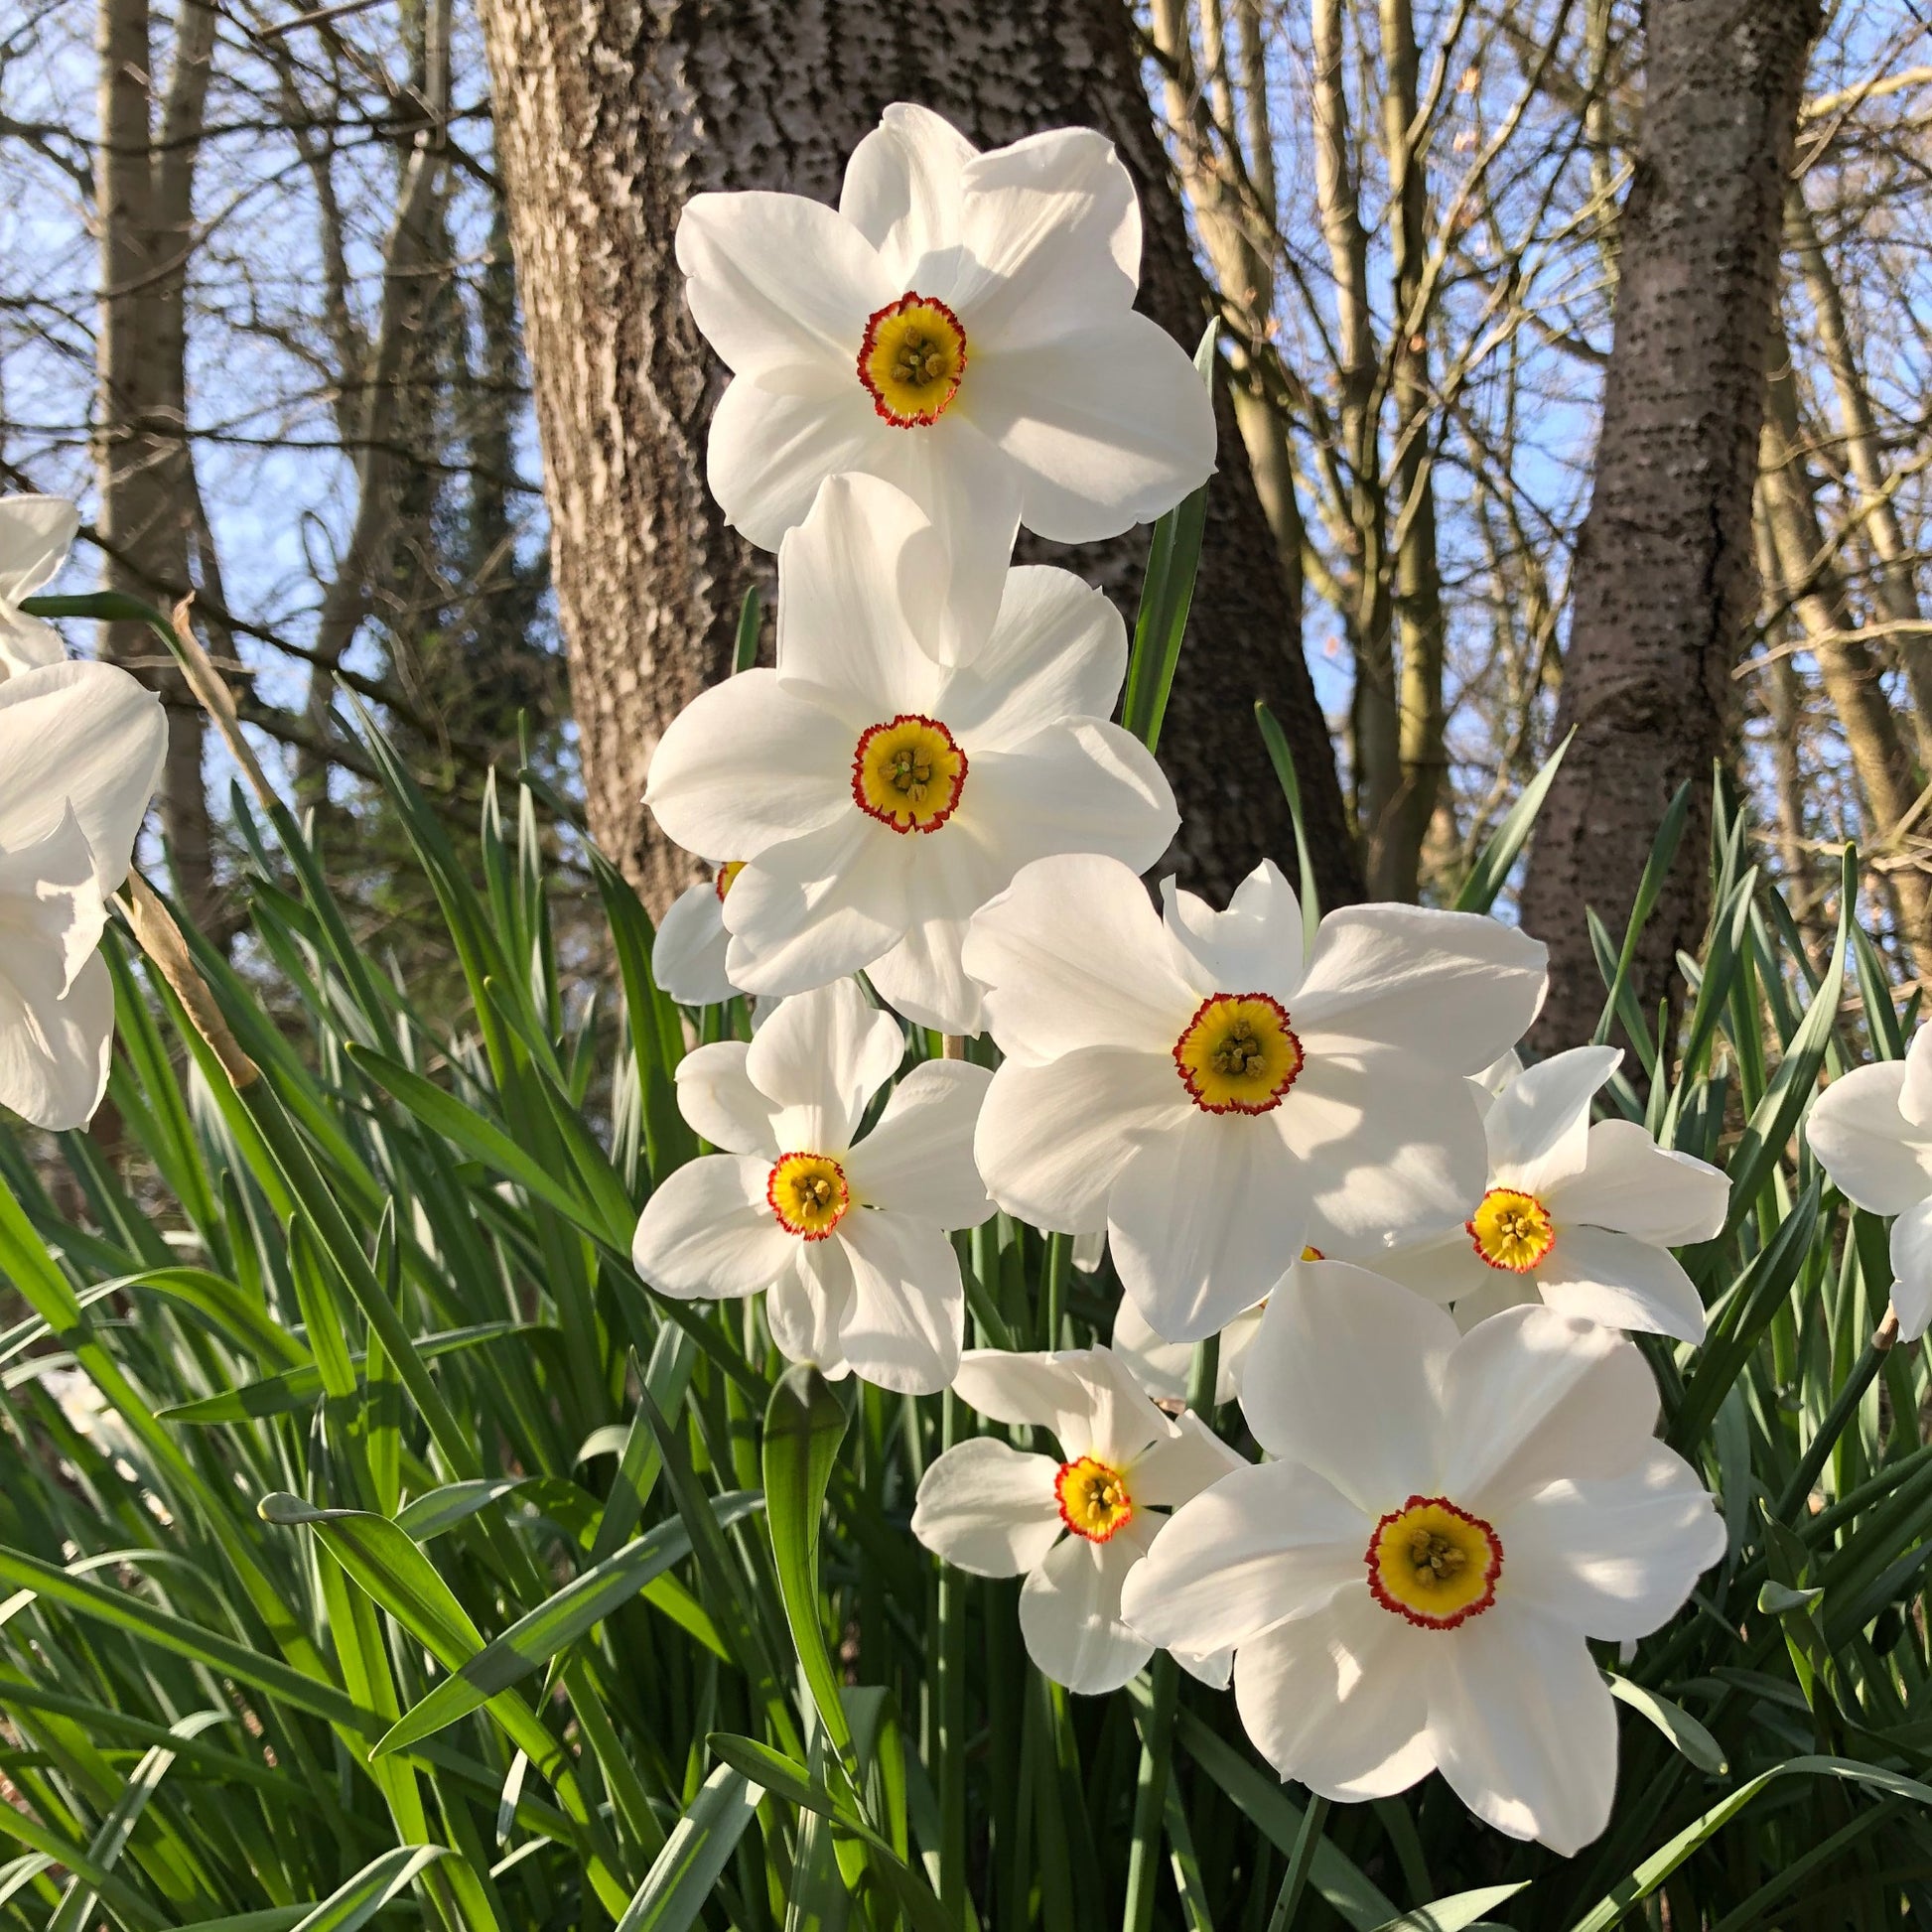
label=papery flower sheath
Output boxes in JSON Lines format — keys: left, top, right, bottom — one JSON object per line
{"left": 630, "top": 980, "right": 993, "bottom": 1393}
{"left": 911, "top": 1346, "right": 1240, "bottom": 1694}
{"left": 964, "top": 853, "right": 1548, "bottom": 1341}
{"left": 0, "top": 496, "right": 80, "bottom": 681}
{"left": 0, "top": 661, "right": 167, "bottom": 1129}
{"left": 675, "top": 102, "right": 1215, "bottom": 564}
{"left": 1121, "top": 1264, "right": 1724, "bottom": 1854}
{"left": 644, "top": 473, "right": 1176, "bottom": 1034}
{"left": 1806, "top": 1023, "right": 1932, "bottom": 1340}
{"left": 1377, "top": 1046, "right": 1726, "bottom": 1341}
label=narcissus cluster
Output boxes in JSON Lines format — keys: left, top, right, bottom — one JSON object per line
{"left": 622, "top": 98, "right": 1813, "bottom": 1857}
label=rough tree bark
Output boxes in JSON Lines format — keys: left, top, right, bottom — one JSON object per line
{"left": 477, "top": 0, "right": 1360, "bottom": 920}
{"left": 94, "top": 0, "right": 220, "bottom": 929}
{"left": 1519, "top": 0, "right": 1820, "bottom": 1051}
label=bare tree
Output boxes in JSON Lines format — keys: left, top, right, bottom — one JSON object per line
{"left": 1520, "top": 0, "right": 1821, "bottom": 1048}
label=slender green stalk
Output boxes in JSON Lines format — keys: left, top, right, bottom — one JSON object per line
{"left": 1775, "top": 1309, "right": 1900, "bottom": 1521}
{"left": 1264, "top": 1795, "right": 1330, "bottom": 1932}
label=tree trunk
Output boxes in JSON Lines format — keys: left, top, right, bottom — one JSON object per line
{"left": 1519, "top": 0, "right": 1819, "bottom": 1052}
{"left": 94, "top": 0, "right": 220, "bottom": 931}
{"left": 477, "top": 0, "right": 1360, "bottom": 921}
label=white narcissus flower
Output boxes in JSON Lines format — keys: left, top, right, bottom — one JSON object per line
{"left": 0, "top": 661, "right": 167, "bottom": 1130}
{"left": 964, "top": 853, "right": 1548, "bottom": 1343}
{"left": 675, "top": 102, "right": 1215, "bottom": 565}
{"left": 0, "top": 496, "right": 79, "bottom": 680}
{"left": 911, "top": 1346, "right": 1241, "bottom": 1694}
{"left": 1120, "top": 1264, "right": 1725, "bottom": 1855}
{"left": 652, "top": 863, "right": 747, "bottom": 1008}
{"left": 1377, "top": 1046, "right": 1727, "bottom": 1342}
{"left": 1806, "top": 1024, "right": 1932, "bottom": 1340}
{"left": 630, "top": 980, "right": 992, "bottom": 1393}
{"left": 645, "top": 473, "right": 1176, "bottom": 1034}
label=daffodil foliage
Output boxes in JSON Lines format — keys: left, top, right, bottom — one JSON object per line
{"left": 5, "top": 102, "right": 1932, "bottom": 1932}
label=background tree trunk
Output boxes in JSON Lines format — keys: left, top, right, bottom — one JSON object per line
{"left": 477, "top": 0, "right": 1360, "bottom": 920}
{"left": 1519, "top": 0, "right": 1819, "bottom": 1048}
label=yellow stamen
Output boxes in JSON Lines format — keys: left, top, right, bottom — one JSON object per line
{"left": 852, "top": 713, "right": 967, "bottom": 833}
{"left": 1173, "top": 993, "right": 1304, "bottom": 1113}
{"left": 713, "top": 861, "right": 746, "bottom": 902}
{"left": 1467, "top": 1186, "right": 1556, "bottom": 1273}
{"left": 1366, "top": 1496, "right": 1502, "bottom": 1628}
{"left": 766, "top": 1152, "right": 851, "bottom": 1240}
{"left": 858, "top": 292, "right": 968, "bottom": 426}
{"left": 1055, "top": 1454, "right": 1135, "bottom": 1543}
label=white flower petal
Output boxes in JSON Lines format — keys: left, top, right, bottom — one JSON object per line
{"left": 1160, "top": 861, "right": 1304, "bottom": 1002}
{"left": 1282, "top": 1042, "right": 1490, "bottom": 1248}
{"left": 0, "top": 611, "right": 67, "bottom": 680}
{"left": 766, "top": 1239, "right": 855, "bottom": 1373}
{"left": 0, "top": 661, "right": 166, "bottom": 889}
{"left": 676, "top": 190, "right": 891, "bottom": 375}
{"left": 0, "top": 496, "right": 79, "bottom": 605}
{"left": 965, "top": 853, "right": 1196, "bottom": 1064}
{"left": 1503, "top": 1444, "right": 1725, "bottom": 1641}
{"left": 833, "top": 1210, "right": 964, "bottom": 1393}
{"left": 1534, "top": 1224, "right": 1707, "bottom": 1342}
{"left": 0, "top": 945, "right": 113, "bottom": 1132}
{"left": 1107, "top": 1110, "right": 1309, "bottom": 1343}
{"left": 1130, "top": 1409, "right": 1243, "bottom": 1509}
{"left": 1231, "top": 1588, "right": 1439, "bottom": 1799}
{"left": 1484, "top": 1045, "right": 1619, "bottom": 1197}
{"left": 706, "top": 372, "right": 895, "bottom": 552}
{"left": 744, "top": 980, "right": 903, "bottom": 1155}
{"left": 1428, "top": 1602, "right": 1617, "bottom": 1855}
{"left": 957, "top": 721, "right": 1177, "bottom": 879}
{"left": 643, "top": 669, "right": 852, "bottom": 860}
{"left": 951, "top": 1345, "right": 1165, "bottom": 1469}
{"left": 839, "top": 102, "right": 975, "bottom": 287}
{"left": 1019, "top": 1524, "right": 1153, "bottom": 1695}
{"left": 1899, "top": 1024, "right": 1932, "bottom": 1128}
{"left": 1446, "top": 1269, "right": 1542, "bottom": 1331}
{"left": 844, "top": 1058, "right": 993, "bottom": 1227}
{"left": 1291, "top": 904, "right": 1547, "bottom": 1071}
{"left": 0, "top": 804, "right": 105, "bottom": 999}
{"left": 652, "top": 878, "right": 738, "bottom": 1008}
{"left": 1174, "top": 1643, "right": 1233, "bottom": 1690}
{"left": 1237, "top": 1263, "right": 1454, "bottom": 1508}
{"left": 1806, "top": 1060, "right": 1932, "bottom": 1215}
{"left": 1890, "top": 1197, "right": 1932, "bottom": 1342}
{"left": 865, "top": 915, "right": 985, "bottom": 1035}
{"left": 1119, "top": 1461, "right": 1367, "bottom": 1654}
{"left": 723, "top": 814, "right": 913, "bottom": 998}
{"left": 1549, "top": 1119, "right": 1728, "bottom": 1246}
{"left": 1111, "top": 1294, "right": 1257, "bottom": 1405}
{"left": 975, "top": 1044, "right": 1190, "bottom": 1234}
{"left": 1440, "top": 1306, "right": 1658, "bottom": 1512}
{"left": 774, "top": 474, "right": 957, "bottom": 711}
{"left": 672, "top": 1041, "right": 778, "bottom": 1156}
{"left": 937, "top": 566, "right": 1126, "bottom": 749}
{"left": 1375, "top": 1226, "right": 1496, "bottom": 1308}
{"left": 950, "top": 128, "right": 1139, "bottom": 345}
{"left": 630, "top": 1155, "right": 794, "bottom": 1300}
{"left": 911, "top": 1437, "right": 1063, "bottom": 1577}
{"left": 964, "top": 317, "right": 1215, "bottom": 541}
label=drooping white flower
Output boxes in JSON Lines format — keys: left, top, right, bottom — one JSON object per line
{"left": 964, "top": 853, "right": 1548, "bottom": 1342}
{"left": 0, "top": 661, "right": 167, "bottom": 1129}
{"left": 675, "top": 102, "right": 1215, "bottom": 566}
{"left": 1806, "top": 1024, "right": 1932, "bottom": 1340}
{"left": 1376, "top": 1046, "right": 1726, "bottom": 1342}
{"left": 652, "top": 863, "right": 748, "bottom": 1008}
{"left": 1120, "top": 1264, "right": 1724, "bottom": 1855}
{"left": 911, "top": 1346, "right": 1241, "bottom": 1694}
{"left": 630, "top": 980, "right": 993, "bottom": 1393}
{"left": 645, "top": 473, "right": 1176, "bottom": 1034}
{"left": 0, "top": 496, "right": 79, "bottom": 680}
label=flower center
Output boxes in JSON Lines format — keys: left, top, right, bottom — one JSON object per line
{"left": 1055, "top": 1455, "right": 1134, "bottom": 1543}
{"left": 1173, "top": 993, "right": 1303, "bottom": 1113}
{"left": 858, "top": 292, "right": 968, "bottom": 426}
{"left": 1466, "top": 1186, "right": 1556, "bottom": 1273}
{"left": 852, "top": 714, "right": 967, "bottom": 833}
{"left": 766, "top": 1152, "right": 851, "bottom": 1240}
{"left": 713, "top": 861, "right": 746, "bottom": 903}
{"left": 1366, "top": 1496, "right": 1502, "bottom": 1629}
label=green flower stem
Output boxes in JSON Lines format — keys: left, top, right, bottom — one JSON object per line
{"left": 1121, "top": 1331, "right": 1220, "bottom": 1932}
{"left": 938, "top": 1384, "right": 970, "bottom": 1925}
{"left": 1042, "top": 1230, "right": 1071, "bottom": 1350}
{"left": 1265, "top": 1794, "right": 1331, "bottom": 1932}
{"left": 1775, "top": 1307, "right": 1902, "bottom": 1522}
